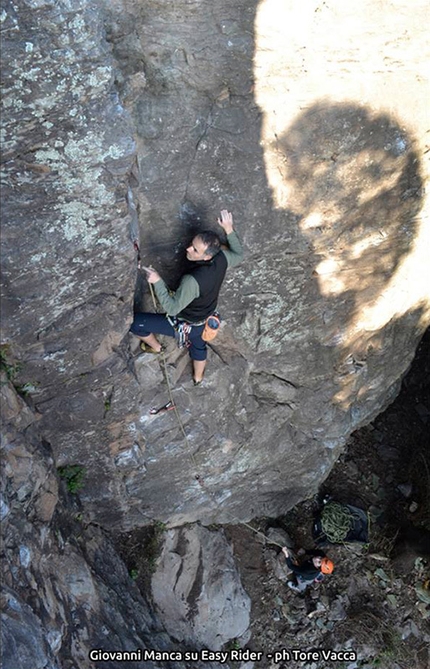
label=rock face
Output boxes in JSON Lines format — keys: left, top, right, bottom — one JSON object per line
{"left": 1, "top": 373, "right": 250, "bottom": 667}
{"left": 0, "top": 375, "right": 180, "bottom": 669}
{"left": 1, "top": 0, "right": 429, "bottom": 532}
{"left": 151, "top": 525, "right": 251, "bottom": 651}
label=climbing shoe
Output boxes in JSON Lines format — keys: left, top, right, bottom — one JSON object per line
{"left": 140, "top": 342, "right": 164, "bottom": 354}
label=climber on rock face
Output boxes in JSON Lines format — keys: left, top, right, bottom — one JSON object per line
{"left": 282, "top": 546, "right": 334, "bottom": 593}
{"left": 130, "top": 210, "right": 243, "bottom": 385}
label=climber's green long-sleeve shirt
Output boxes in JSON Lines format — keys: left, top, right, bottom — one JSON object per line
{"left": 153, "top": 231, "right": 243, "bottom": 317}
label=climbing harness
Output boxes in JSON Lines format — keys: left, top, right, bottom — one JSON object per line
{"left": 166, "top": 315, "right": 217, "bottom": 350}
{"left": 166, "top": 316, "right": 193, "bottom": 349}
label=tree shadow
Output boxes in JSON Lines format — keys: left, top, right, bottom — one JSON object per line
{"left": 129, "top": 41, "right": 426, "bottom": 410}
{"left": 277, "top": 102, "right": 423, "bottom": 328}
{"left": 237, "top": 100, "right": 426, "bottom": 419}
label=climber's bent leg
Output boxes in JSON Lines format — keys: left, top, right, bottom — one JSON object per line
{"left": 129, "top": 313, "right": 176, "bottom": 351}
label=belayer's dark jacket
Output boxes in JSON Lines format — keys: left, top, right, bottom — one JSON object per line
{"left": 285, "top": 550, "right": 326, "bottom": 583}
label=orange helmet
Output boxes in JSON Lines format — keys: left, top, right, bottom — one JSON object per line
{"left": 320, "top": 558, "right": 334, "bottom": 574}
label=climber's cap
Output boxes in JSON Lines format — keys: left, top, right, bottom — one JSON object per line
{"left": 320, "top": 557, "right": 334, "bottom": 574}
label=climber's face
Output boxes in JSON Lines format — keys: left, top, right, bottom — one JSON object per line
{"left": 312, "top": 556, "right": 322, "bottom": 568}
{"left": 186, "top": 236, "right": 211, "bottom": 261}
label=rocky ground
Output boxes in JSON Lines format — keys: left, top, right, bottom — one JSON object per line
{"left": 225, "top": 329, "right": 430, "bottom": 669}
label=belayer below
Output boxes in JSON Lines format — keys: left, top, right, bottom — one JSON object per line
{"left": 129, "top": 210, "right": 243, "bottom": 385}
{"left": 282, "top": 546, "right": 334, "bottom": 592}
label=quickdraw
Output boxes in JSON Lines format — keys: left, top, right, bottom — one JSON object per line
{"left": 149, "top": 400, "right": 175, "bottom": 416}
{"left": 166, "top": 316, "right": 192, "bottom": 349}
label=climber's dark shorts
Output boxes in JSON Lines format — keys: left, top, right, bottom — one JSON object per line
{"left": 129, "top": 312, "right": 207, "bottom": 361}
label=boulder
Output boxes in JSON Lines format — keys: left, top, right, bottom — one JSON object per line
{"left": 151, "top": 525, "right": 251, "bottom": 650}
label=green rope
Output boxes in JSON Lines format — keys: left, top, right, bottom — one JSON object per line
{"left": 321, "top": 502, "right": 353, "bottom": 543}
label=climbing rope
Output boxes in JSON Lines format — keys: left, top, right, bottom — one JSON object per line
{"left": 147, "top": 281, "right": 201, "bottom": 476}
{"left": 133, "top": 243, "right": 296, "bottom": 551}
{"left": 320, "top": 502, "right": 354, "bottom": 543}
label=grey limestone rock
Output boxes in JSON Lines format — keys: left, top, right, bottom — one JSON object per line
{"left": 3, "top": 2, "right": 428, "bottom": 667}
{"left": 0, "top": 365, "right": 195, "bottom": 668}
{"left": 1, "top": 0, "right": 429, "bottom": 529}
{"left": 151, "top": 525, "right": 251, "bottom": 650}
